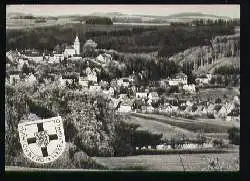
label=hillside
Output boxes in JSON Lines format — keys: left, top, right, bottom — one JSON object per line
{"left": 168, "top": 33, "right": 240, "bottom": 75}
{"left": 195, "top": 57, "right": 240, "bottom": 75}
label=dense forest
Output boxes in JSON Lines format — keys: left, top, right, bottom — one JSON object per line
{"left": 85, "top": 17, "right": 113, "bottom": 25}
{"left": 6, "top": 23, "right": 235, "bottom": 57}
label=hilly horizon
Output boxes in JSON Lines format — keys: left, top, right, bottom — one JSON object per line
{"left": 6, "top": 11, "right": 235, "bottom": 20}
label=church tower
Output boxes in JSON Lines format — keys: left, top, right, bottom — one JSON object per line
{"left": 73, "top": 35, "right": 80, "bottom": 55}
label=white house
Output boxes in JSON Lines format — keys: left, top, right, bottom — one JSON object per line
{"left": 9, "top": 74, "right": 20, "bottom": 85}
{"left": 148, "top": 92, "right": 159, "bottom": 101}
{"left": 87, "top": 71, "right": 97, "bottom": 83}
{"left": 85, "top": 67, "right": 98, "bottom": 83}
{"left": 117, "top": 103, "right": 132, "bottom": 113}
{"left": 79, "top": 77, "right": 89, "bottom": 88}
{"left": 195, "top": 74, "right": 212, "bottom": 86}
{"left": 59, "top": 78, "right": 73, "bottom": 87}
{"left": 168, "top": 73, "right": 188, "bottom": 86}
{"left": 25, "top": 56, "right": 43, "bottom": 63}
{"left": 89, "top": 84, "right": 102, "bottom": 93}
{"left": 48, "top": 55, "right": 62, "bottom": 64}
{"left": 159, "top": 79, "right": 168, "bottom": 88}
{"left": 58, "top": 74, "right": 79, "bottom": 87}
{"left": 17, "top": 58, "right": 29, "bottom": 70}
{"left": 117, "top": 77, "right": 130, "bottom": 87}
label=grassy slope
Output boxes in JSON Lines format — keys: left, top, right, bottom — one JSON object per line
{"left": 194, "top": 56, "right": 240, "bottom": 75}
{"left": 131, "top": 113, "right": 233, "bottom": 133}
{"left": 127, "top": 115, "right": 197, "bottom": 140}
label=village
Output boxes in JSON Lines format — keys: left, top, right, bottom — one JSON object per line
{"left": 5, "top": 4, "right": 241, "bottom": 171}
{"left": 6, "top": 36, "right": 240, "bottom": 126}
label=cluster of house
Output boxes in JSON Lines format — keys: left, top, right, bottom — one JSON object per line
{"left": 6, "top": 45, "right": 239, "bottom": 122}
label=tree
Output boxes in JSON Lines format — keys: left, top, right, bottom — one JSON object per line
{"left": 228, "top": 127, "right": 240, "bottom": 145}
{"left": 82, "top": 39, "right": 98, "bottom": 57}
{"left": 196, "top": 131, "right": 207, "bottom": 148}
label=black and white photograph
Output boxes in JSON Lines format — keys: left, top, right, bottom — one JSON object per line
{"left": 5, "top": 4, "right": 240, "bottom": 171}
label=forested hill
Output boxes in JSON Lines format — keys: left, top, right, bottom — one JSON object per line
{"left": 168, "top": 33, "right": 240, "bottom": 74}
{"left": 6, "top": 22, "right": 235, "bottom": 57}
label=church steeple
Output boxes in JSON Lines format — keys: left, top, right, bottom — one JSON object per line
{"left": 73, "top": 35, "right": 80, "bottom": 55}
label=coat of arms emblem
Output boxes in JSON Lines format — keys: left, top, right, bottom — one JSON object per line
{"left": 18, "top": 116, "right": 66, "bottom": 164}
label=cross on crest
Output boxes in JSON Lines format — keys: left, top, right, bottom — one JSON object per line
{"left": 26, "top": 123, "right": 59, "bottom": 157}
{"left": 18, "top": 116, "right": 66, "bottom": 164}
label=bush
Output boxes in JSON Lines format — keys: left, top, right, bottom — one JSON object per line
{"left": 212, "top": 139, "right": 225, "bottom": 148}
{"left": 207, "top": 113, "right": 215, "bottom": 119}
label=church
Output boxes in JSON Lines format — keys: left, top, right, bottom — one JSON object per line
{"left": 63, "top": 35, "right": 80, "bottom": 58}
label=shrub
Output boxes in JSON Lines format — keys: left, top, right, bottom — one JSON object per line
{"left": 207, "top": 113, "right": 215, "bottom": 119}
{"left": 212, "top": 139, "right": 225, "bottom": 148}
{"left": 228, "top": 127, "right": 240, "bottom": 145}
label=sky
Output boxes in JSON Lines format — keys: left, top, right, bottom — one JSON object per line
{"left": 6, "top": 5, "right": 240, "bottom": 18}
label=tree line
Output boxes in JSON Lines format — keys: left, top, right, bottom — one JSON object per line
{"left": 6, "top": 23, "right": 235, "bottom": 58}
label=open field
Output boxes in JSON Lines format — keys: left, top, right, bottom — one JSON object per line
{"left": 131, "top": 113, "right": 237, "bottom": 133}
{"left": 127, "top": 115, "right": 197, "bottom": 140}
{"left": 92, "top": 152, "right": 239, "bottom": 171}
{"left": 6, "top": 152, "right": 239, "bottom": 171}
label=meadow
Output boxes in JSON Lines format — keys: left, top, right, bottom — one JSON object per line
{"left": 92, "top": 152, "right": 239, "bottom": 171}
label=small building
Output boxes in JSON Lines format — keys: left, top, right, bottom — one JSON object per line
{"left": 17, "top": 58, "right": 29, "bottom": 70}
{"left": 168, "top": 73, "right": 188, "bottom": 86}
{"left": 146, "top": 106, "right": 155, "bottom": 113}
{"left": 89, "top": 84, "right": 102, "bottom": 93}
{"left": 117, "top": 103, "right": 132, "bottom": 113}
{"left": 59, "top": 73, "right": 80, "bottom": 87}
{"left": 9, "top": 74, "right": 20, "bottom": 85}
{"left": 117, "top": 77, "right": 131, "bottom": 87}
{"left": 148, "top": 92, "right": 159, "bottom": 102}
{"left": 159, "top": 79, "right": 168, "bottom": 88}
{"left": 85, "top": 67, "right": 97, "bottom": 83}
{"left": 79, "top": 77, "right": 89, "bottom": 88}
{"left": 195, "top": 74, "right": 212, "bottom": 86}
{"left": 87, "top": 71, "right": 97, "bottom": 83}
